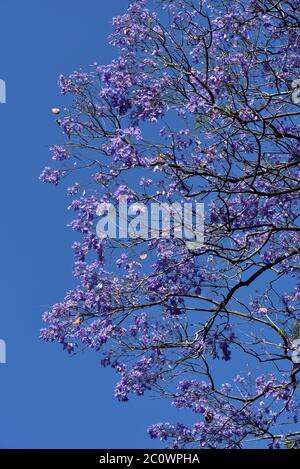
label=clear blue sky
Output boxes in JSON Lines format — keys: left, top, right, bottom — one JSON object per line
{"left": 0, "top": 0, "right": 190, "bottom": 449}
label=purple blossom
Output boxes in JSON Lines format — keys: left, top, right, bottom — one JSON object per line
{"left": 39, "top": 167, "right": 64, "bottom": 185}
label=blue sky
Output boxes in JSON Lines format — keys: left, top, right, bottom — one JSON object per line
{"left": 0, "top": 0, "right": 188, "bottom": 448}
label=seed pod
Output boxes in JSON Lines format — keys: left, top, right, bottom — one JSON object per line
{"left": 140, "top": 253, "right": 148, "bottom": 260}
{"left": 72, "top": 316, "right": 83, "bottom": 327}
{"left": 205, "top": 412, "right": 214, "bottom": 424}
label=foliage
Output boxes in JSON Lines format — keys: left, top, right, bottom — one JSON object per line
{"left": 40, "top": 0, "right": 300, "bottom": 448}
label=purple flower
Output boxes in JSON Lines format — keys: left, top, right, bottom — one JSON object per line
{"left": 39, "top": 167, "right": 64, "bottom": 185}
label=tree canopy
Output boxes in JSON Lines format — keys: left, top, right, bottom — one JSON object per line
{"left": 40, "top": 0, "right": 300, "bottom": 448}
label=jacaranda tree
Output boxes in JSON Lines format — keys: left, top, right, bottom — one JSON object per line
{"left": 40, "top": 0, "right": 300, "bottom": 448}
